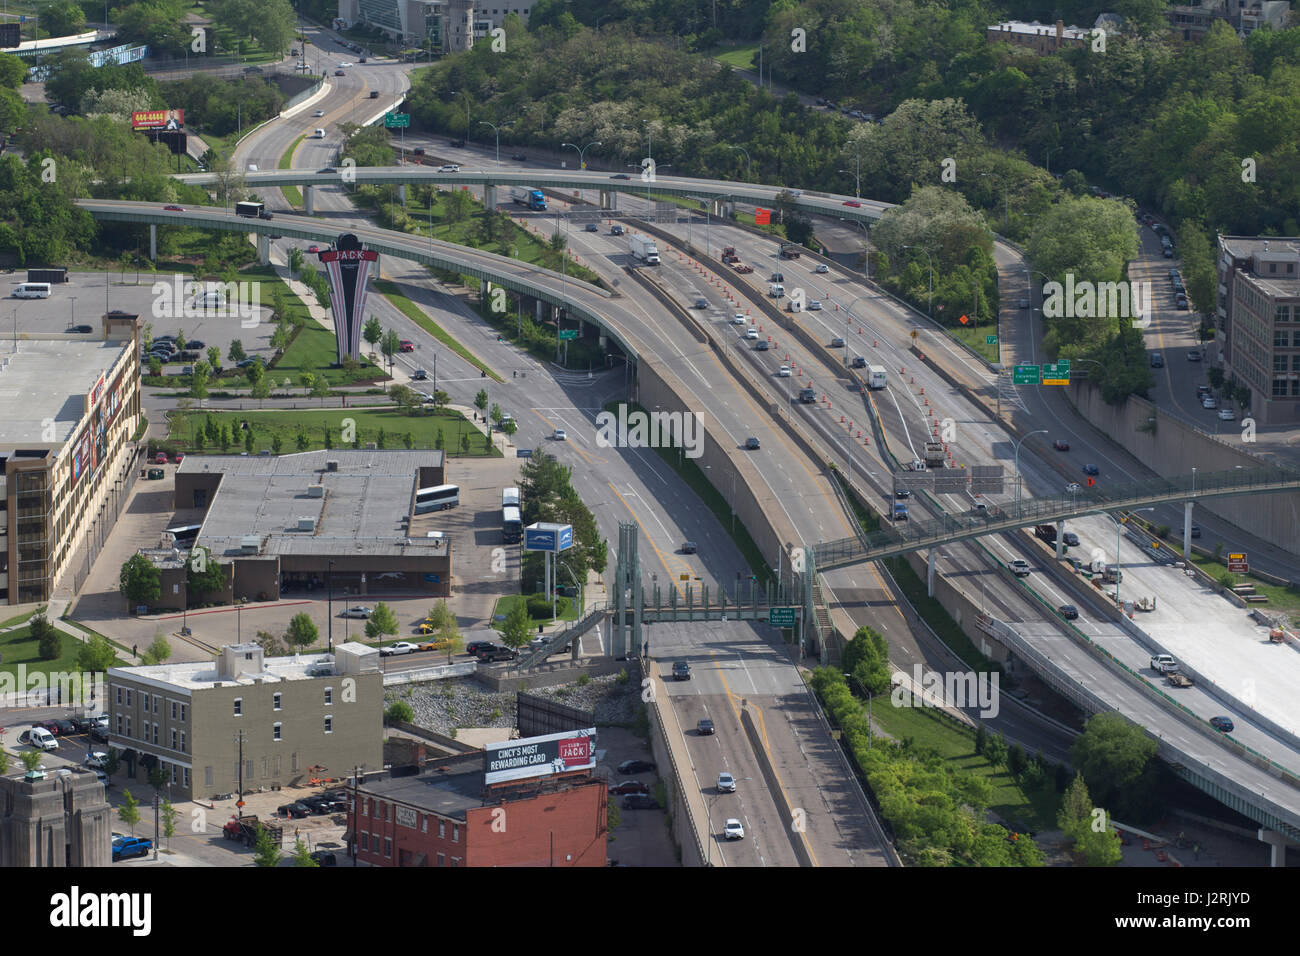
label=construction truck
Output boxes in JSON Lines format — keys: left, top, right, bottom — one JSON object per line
{"left": 721, "top": 246, "right": 739, "bottom": 263}
{"left": 1102, "top": 565, "right": 1123, "bottom": 584}
{"left": 222, "top": 814, "right": 283, "bottom": 848}
{"left": 923, "top": 440, "right": 946, "bottom": 469}
{"left": 779, "top": 242, "right": 801, "bottom": 259}
{"left": 1134, "top": 596, "right": 1156, "bottom": 612}
{"left": 1167, "top": 672, "right": 1194, "bottom": 688}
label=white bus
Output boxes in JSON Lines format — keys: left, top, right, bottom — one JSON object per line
{"left": 502, "top": 487, "right": 520, "bottom": 509}
{"left": 12, "top": 282, "right": 51, "bottom": 299}
{"left": 414, "top": 483, "right": 459, "bottom": 513}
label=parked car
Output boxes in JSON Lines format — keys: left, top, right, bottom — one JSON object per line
{"left": 1150, "top": 351, "right": 1164, "bottom": 368}
{"left": 617, "top": 759, "right": 656, "bottom": 774}
{"left": 1062, "top": 532, "right": 1080, "bottom": 547}
{"left": 717, "top": 772, "right": 736, "bottom": 793}
{"left": 1202, "top": 396, "right": 1217, "bottom": 409}
{"left": 1218, "top": 407, "right": 1235, "bottom": 421}
{"left": 697, "top": 718, "right": 715, "bottom": 735}
{"left": 49, "top": 719, "right": 77, "bottom": 736}
{"left": 672, "top": 661, "right": 691, "bottom": 680}
{"left": 84, "top": 751, "right": 110, "bottom": 769}
{"left": 1190, "top": 525, "right": 1201, "bottom": 538}
{"left": 112, "top": 836, "right": 153, "bottom": 861}
{"left": 277, "top": 802, "right": 312, "bottom": 818}
{"left": 379, "top": 642, "right": 420, "bottom": 657}
{"left": 608, "top": 780, "right": 651, "bottom": 796}
{"left": 724, "top": 819, "right": 745, "bottom": 840}
{"left": 622, "top": 794, "right": 661, "bottom": 810}
{"left": 310, "top": 850, "right": 338, "bottom": 865}
{"left": 334, "top": 69, "right": 345, "bottom": 76}
{"left": 476, "top": 645, "right": 518, "bottom": 662}
{"left": 1187, "top": 350, "right": 1202, "bottom": 362}
{"left": 465, "top": 641, "right": 496, "bottom": 656}
{"left": 339, "top": 606, "right": 372, "bottom": 618}
{"left": 1210, "top": 716, "right": 1235, "bottom": 733}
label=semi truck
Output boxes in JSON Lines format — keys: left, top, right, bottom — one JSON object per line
{"left": 508, "top": 186, "right": 547, "bottom": 211}
{"left": 629, "top": 234, "right": 660, "bottom": 265}
{"left": 235, "top": 200, "right": 264, "bottom": 218}
{"left": 866, "top": 365, "right": 888, "bottom": 389}
{"left": 923, "top": 440, "right": 946, "bottom": 469}
{"left": 721, "top": 246, "right": 739, "bottom": 263}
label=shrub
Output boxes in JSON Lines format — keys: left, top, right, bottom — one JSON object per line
{"left": 576, "top": 673, "right": 591, "bottom": 687}
{"left": 385, "top": 700, "right": 414, "bottom": 724}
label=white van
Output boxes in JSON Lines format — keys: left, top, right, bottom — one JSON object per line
{"left": 312, "top": 128, "right": 325, "bottom": 139}
{"left": 768, "top": 283, "right": 785, "bottom": 298}
{"left": 29, "top": 727, "right": 58, "bottom": 751}
{"left": 13, "top": 282, "right": 51, "bottom": 299}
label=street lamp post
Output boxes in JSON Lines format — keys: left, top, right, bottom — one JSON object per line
{"left": 902, "top": 245, "right": 933, "bottom": 318}
{"left": 478, "top": 121, "right": 511, "bottom": 166}
{"left": 450, "top": 90, "right": 470, "bottom": 142}
{"left": 561, "top": 140, "right": 602, "bottom": 171}
{"left": 1106, "top": 508, "right": 1155, "bottom": 609}
{"left": 838, "top": 153, "right": 861, "bottom": 198}
{"left": 727, "top": 145, "right": 752, "bottom": 183}
{"left": 327, "top": 559, "right": 334, "bottom": 653}
{"left": 1012, "top": 429, "right": 1048, "bottom": 515}
{"left": 842, "top": 293, "right": 869, "bottom": 367}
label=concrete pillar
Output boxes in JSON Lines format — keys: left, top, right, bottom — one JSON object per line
{"left": 256, "top": 233, "right": 270, "bottom": 264}
{"left": 1184, "top": 502, "right": 1194, "bottom": 561}
{"left": 398, "top": 183, "right": 407, "bottom": 205}
{"left": 481, "top": 278, "right": 489, "bottom": 298}
{"left": 1258, "top": 828, "right": 1295, "bottom": 866}
{"left": 304, "top": 185, "right": 314, "bottom": 216}
{"left": 927, "top": 549, "right": 936, "bottom": 597}
{"left": 484, "top": 184, "right": 495, "bottom": 209}
{"left": 1056, "top": 520, "right": 1065, "bottom": 559}
{"left": 535, "top": 298, "right": 545, "bottom": 322}
{"left": 149, "top": 223, "right": 156, "bottom": 261}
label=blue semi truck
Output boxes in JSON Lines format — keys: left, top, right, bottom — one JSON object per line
{"left": 508, "top": 186, "right": 547, "bottom": 210}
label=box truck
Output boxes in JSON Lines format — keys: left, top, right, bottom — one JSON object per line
{"left": 866, "top": 365, "right": 887, "bottom": 389}
{"left": 508, "top": 186, "right": 547, "bottom": 210}
{"left": 629, "top": 234, "right": 660, "bottom": 265}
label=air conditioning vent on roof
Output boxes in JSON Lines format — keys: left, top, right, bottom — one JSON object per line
{"left": 307, "top": 484, "right": 324, "bottom": 497}
{"left": 326, "top": 460, "right": 340, "bottom": 472}
{"left": 297, "top": 517, "right": 317, "bottom": 532}
{"left": 240, "top": 535, "right": 260, "bottom": 554}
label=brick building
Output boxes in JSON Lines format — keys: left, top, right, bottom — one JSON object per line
{"left": 0, "top": 769, "right": 113, "bottom": 867}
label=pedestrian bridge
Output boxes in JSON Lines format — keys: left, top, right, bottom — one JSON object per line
{"left": 810, "top": 466, "right": 1300, "bottom": 570}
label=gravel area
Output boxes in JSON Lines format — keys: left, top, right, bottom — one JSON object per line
{"left": 386, "top": 671, "right": 640, "bottom": 736}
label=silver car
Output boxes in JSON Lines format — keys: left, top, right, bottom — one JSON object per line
{"left": 717, "top": 772, "right": 736, "bottom": 793}
{"left": 339, "top": 606, "right": 373, "bottom": 619}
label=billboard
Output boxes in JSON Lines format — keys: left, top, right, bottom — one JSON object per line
{"left": 484, "top": 728, "right": 597, "bottom": 785}
{"left": 319, "top": 234, "right": 379, "bottom": 363}
{"left": 131, "top": 108, "right": 185, "bottom": 130}
{"left": 524, "top": 522, "right": 573, "bottom": 553}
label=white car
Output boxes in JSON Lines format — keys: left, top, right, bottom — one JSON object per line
{"left": 379, "top": 642, "right": 420, "bottom": 657}
{"left": 29, "top": 728, "right": 58, "bottom": 751}
{"left": 553, "top": 428, "right": 567, "bottom": 441}
{"left": 745, "top": 328, "right": 759, "bottom": 340}
{"left": 814, "top": 264, "right": 830, "bottom": 274}
{"left": 717, "top": 772, "right": 736, "bottom": 793}
{"left": 808, "top": 300, "right": 822, "bottom": 310}
{"left": 1010, "top": 559, "right": 1031, "bottom": 577}
{"left": 438, "top": 164, "right": 460, "bottom": 173}
{"left": 1217, "top": 407, "right": 1235, "bottom": 421}
{"left": 778, "top": 365, "right": 792, "bottom": 377}
{"left": 338, "top": 61, "right": 353, "bottom": 67}
{"left": 85, "top": 751, "right": 110, "bottom": 770}
{"left": 731, "top": 313, "right": 747, "bottom": 325}
{"left": 724, "top": 818, "right": 745, "bottom": 840}
{"left": 1065, "top": 482, "right": 1082, "bottom": 494}
{"left": 339, "top": 606, "right": 373, "bottom": 619}
{"left": 313, "top": 109, "right": 325, "bottom": 117}
{"left": 1202, "top": 397, "right": 1217, "bottom": 409}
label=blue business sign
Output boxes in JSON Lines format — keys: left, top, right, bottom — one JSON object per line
{"left": 524, "top": 522, "right": 573, "bottom": 553}
{"left": 424, "top": 573, "right": 441, "bottom": 583}
{"left": 517, "top": 449, "right": 533, "bottom": 458}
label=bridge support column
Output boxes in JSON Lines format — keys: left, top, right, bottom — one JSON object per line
{"left": 481, "top": 278, "right": 489, "bottom": 299}
{"left": 1183, "top": 502, "right": 1194, "bottom": 561}
{"left": 484, "top": 184, "right": 496, "bottom": 209}
{"left": 304, "top": 185, "right": 314, "bottom": 216}
{"left": 1056, "top": 520, "right": 1065, "bottom": 560}
{"left": 1258, "top": 828, "right": 1298, "bottom": 866}
{"left": 149, "top": 224, "right": 156, "bottom": 261}
{"left": 536, "top": 299, "right": 546, "bottom": 323}
{"left": 398, "top": 184, "right": 407, "bottom": 205}
{"left": 927, "top": 549, "right": 936, "bottom": 597}
{"left": 256, "top": 233, "right": 270, "bottom": 264}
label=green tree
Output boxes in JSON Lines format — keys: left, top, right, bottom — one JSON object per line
{"left": 323, "top": 425, "right": 333, "bottom": 449}
{"left": 75, "top": 636, "right": 117, "bottom": 674}
{"left": 364, "top": 602, "right": 399, "bottom": 639}
{"left": 460, "top": 432, "right": 471, "bottom": 454}
{"left": 286, "top": 612, "right": 318, "bottom": 649}
{"left": 385, "top": 700, "right": 414, "bottom": 723}
{"left": 490, "top": 403, "right": 502, "bottom": 424}
{"left": 187, "top": 545, "right": 225, "bottom": 596}
{"left": 33, "top": 615, "right": 61, "bottom": 661}
{"left": 148, "top": 355, "right": 162, "bottom": 377}
{"left": 841, "top": 625, "right": 891, "bottom": 696}
{"left": 253, "top": 824, "right": 282, "bottom": 867}
{"left": 501, "top": 419, "right": 517, "bottom": 438}
{"left": 288, "top": 247, "right": 304, "bottom": 274}
{"left": 474, "top": 388, "right": 488, "bottom": 412}
{"left": 501, "top": 600, "right": 531, "bottom": 649}
{"left": 219, "top": 423, "right": 231, "bottom": 451}
{"left": 311, "top": 375, "right": 331, "bottom": 404}
{"left": 427, "top": 598, "right": 462, "bottom": 660}
{"left": 291, "top": 837, "right": 319, "bottom": 867}
{"left": 271, "top": 433, "right": 283, "bottom": 454}
{"left": 140, "top": 633, "right": 172, "bottom": 665}
{"left": 435, "top": 428, "right": 445, "bottom": 451}
{"left": 1070, "top": 712, "right": 1159, "bottom": 821}
{"left": 190, "top": 360, "right": 210, "bottom": 404}
{"left": 20, "top": 749, "right": 44, "bottom": 773}
{"left": 120, "top": 553, "right": 162, "bottom": 606}
{"left": 295, "top": 429, "right": 310, "bottom": 451}
{"left": 161, "top": 800, "right": 178, "bottom": 849}
{"left": 228, "top": 339, "right": 247, "bottom": 363}
{"left": 363, "top": 315, "right": 383, "bottom": 347}
{"left": 207, "top": 345, "right": 222, "bottom": 371}
{"left": 102, "top": 748, "right": 120, "bottom": 781}
{"left": 376, "top": 427, "right": 386, "bottom": 449}
{"left": 118, "top": 789, "right": 141, "bottom": 835}
{"left": 380, "top": 329, "right": 401, "bottom": 370}
{"left": 403, "top": 432, "right": 414, "bottom": 449}
{"left": 299, "top": 372, "right": 315, "bottom": 395}
{"left": 194, "top": 431, "right": 206, "bottom": 452}
{"left": 252, "top": 376, "right": 271, "bottom": 406}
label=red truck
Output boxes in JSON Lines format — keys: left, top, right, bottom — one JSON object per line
{"left": 223, "top": 815, "right": 283, "bottom": 847}
{"left": 721, "top": 246, "right": 739, "bottom": 263}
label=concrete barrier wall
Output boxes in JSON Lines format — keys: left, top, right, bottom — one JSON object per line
{"left": 1066, "top": 381, "right": 1300, "bottom": 558}
{"left": 739, "top": 707, "right": 814, "bottom": 866}
{"left": 643, "top": 666, "right": 710, "bottom": 866}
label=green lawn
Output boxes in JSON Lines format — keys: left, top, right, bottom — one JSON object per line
{"left": 945, "top": 322, "right": 1000, "bottom": 364}
{"left": 0, "top": 605, "right": 44, "bottom": 630}
{"left": 374, "top": 279, "right": 503, "bottom": 382}
{"left": 871, "top": 700, "right": 1060, "bottom": 832}
{"left": 279, "top": 134, "right": 306, "bottom": 208}
{"left": 0, "top": 623, "right": 123, "bottom": 680}
{"left": 167, "top": 406, "right": 501, "bottom": 456}
{"left": 710, "top": 43, "right": 760, "bottom": 71}
{"left": 272, "top": 320, "right": 387, "bottom": 387}
{"left": 492, "top": 593, "right": 579, "bottom": 627}
{"left": 1188, "top": 554, "right": 1300, "bottom": 625}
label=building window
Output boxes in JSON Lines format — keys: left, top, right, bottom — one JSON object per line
{"left": 179, "top": 732, "right": 186, "bottom": 754}
{"left": 324, "top": 687, "right": 333, "bottom": 705}
{"left": 324, "top": 715, "right": 333, "bottom": 734}
{"left": 1277, "top": 304, "right": 1292, "bottom": 322}
{"left": 116, "top": 687, "right": 121, "bottom": 705}
{"left": 183, "top": 768, "right": 190, "bottom": 788}
{"left": 152, "top": 723, "right": 159, "bottom": 744}
{"left": 437, "top": 852, "right": 445, "bottom": 866}
{"left": 451, "top": 857, "right": 460, "bottom": 867}
{"left": 180, "top": 704, "right": 186, "bottom": 722}
{"left": 116, "top": 714, "right": 122, "bottom": 734}
{"left": 261, "top": 757, "right": 268, "bottom": 778}
{"left": 452, "top": 824, "right": 459, "bottom": 843}
{"left": 385, "top": 837, "right": 392, "bottom": 858}
{"left": 422, "top": 815, "right": 428, "bottom": 833}
{"left": 154, "top": 695, "right": 160, "bottom": 714}
{"left": 1274, "top": 378, "right": 1289, "bottom": 396}
{"left": 1276, "top": 355, "right": 1288, "bottom": 372}
{"left": 1292, "top": 355, "right": 1300, "bottom": 372}
{"left": 233, "top": 698, "right": 242, "bottom": 717}
{"left": 170, "top": 701, "right": 177, "bottom": 720}
{"left": 360, "top": 832, "right": 369, "bottom": 851}
{"left": 171, "top": 729, "right": 177, "bottom": 750}
{"left": 273, "top": 722, "right": 282, "bottom": 741}
{"left": 125, "top": 689, "right": 132, "bottom": 707}
{"left": 439, "top": 819, "right": 445, "bottom": 838}
{"left": 170, "top": 764, "right": 178, "bottom": 785}
{"left": 1275, "top": 330, "right": 1289, "bottom": 348}
{"left": 205, "top": 766, "right": 213, "bottom": 786}
{"left": 273, "top": 693, "right": 282, "bottom": 711}
{"left": 125, "top": 717, "right": 131, "bottom": 738}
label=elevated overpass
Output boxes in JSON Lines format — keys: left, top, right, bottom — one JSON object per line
{"left": 809, "top": 466, "right": 1300, "bottom": 569}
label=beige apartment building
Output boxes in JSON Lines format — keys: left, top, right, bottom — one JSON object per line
{"left": 107, "top": 642, "right": 383, "bottom": 801}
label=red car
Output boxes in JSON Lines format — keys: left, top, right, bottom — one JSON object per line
{"left": 174, "top": 451, "right": 185, "bottom": 463}
{"left": 155, "top": 452, "right": 168, "bottom": 464}
{"left": 163, "top": 205, "right": 185, "bottom": 212}
{"left": 306, "top": 244, "right": 320, "bottom": 253}
{"left": 608, "top": 780, "right": 651, "bottom": 796}
{"left": 399, "top": 340, "right": 415, "bottom": 352}
{"left": 842, "top": 200, "right": 862, "bottom": 207}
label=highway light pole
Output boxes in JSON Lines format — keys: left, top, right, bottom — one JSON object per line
{"left": 327, "top": 559, "right": 334, "bottom": 653}
{"left": 727, "top": 145, "right": 751, "bottom": 183}
{"left": 901, "top": 244, "right": 933, "bottom": 318}
{"left": 479, "top": 120, "right": 513, "bottom": 165}
{"left": 842, "top": 294, "right": 869, "bottom": 367}
{"left": 838, "top": 155, "right": 861, "bottom": 199}
{"left": 1107, "top": 508, "right": 1154, "bottom": 609}
{"left": 451, "top": 90, "right": 470, "bottom": 141}
{"left": 1012, "top": 429, "right": 1048, "bottom": 516}
{"left": 561, "top": 140, "right": 602, "bottom": 171}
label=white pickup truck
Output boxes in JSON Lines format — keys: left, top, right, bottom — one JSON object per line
{"left": 1150, "top": 653, "right": 1178, "bottom": 674}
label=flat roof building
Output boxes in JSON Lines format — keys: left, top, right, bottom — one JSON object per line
{"left": 107, "top": 642, "right": 383, "bottom": 801}
{"left": 1216, "top": 235, "right": 1300, "bottom": 425}
{"left": 986, "top": 18, "right": 1091, "bottom": 53}
{"left": 0, "top": 312, "right": 142, "bottom": 604}
{"left": 1170, "top": 0, "right": 1291, "bottom": 41}
{"left": 0, "top": 769, "right": 113, "bottom": 867}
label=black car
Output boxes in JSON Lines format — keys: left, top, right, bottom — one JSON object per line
{"left": 697, "top": 718, "right": 715, "bottom": 736}
{"left": 68, "top": 324, "right": 93, "bottom": 333}
{"left": 318, "top": 167, "right": 336, "bottom": 174}
{"left": 476, "top": 645, "right": 518, "bottom": 662}
{"left": 310, "top": 850, "right": 337, "bottom": 866}
{"left": 277, "top": 802, "right": 312, "bottom": 818}
{"left": 449, "top": 139, "right": 465, "bottom": 147}
{"left": 413, "top": 147, "right": 426, "bottom": 156}
{"left": 622, "top": 794, "right": 661, "bottom": 810}
{"left": 69, "top": 715, "right": 97, "bottom": 734}
{"left": 89, "top": 726, "right": 109, "bottom": 744}
{"left": 465, "top": 640, "right": 496, "bottom": 656}
{"left": 1062, "top": 532, "right": 1080, "bottom": 547}
{"left": 611, "top": 173, "right": 631, "bottom": 180}
{"left": 187, "top": 340, "right": 205, "bottom": 350}
{"left": 1058, "top": 605, "right": 1079, "bottom": 620}
{"left": 510, "top": 153, "right": 527, "bottom": 161}
{"left": 1209, "top": 716, "right": 1234, "bottom": 733}
{"left": 672, "top": 660, "right": 691, "bottom": 681}
{"left": 51, "top": 718, "right": 78, "bottom": 735}
{"left": 617, "top": 759, "right": 656, "bottom": 775}
{"left": 680, "top": 541, "right": 697, "bottom": 554}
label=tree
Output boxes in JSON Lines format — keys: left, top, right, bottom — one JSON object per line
{"left": 253, "top": 824, "right": 282, "bottom": 867}
{"left": 288, "top": 247, "right": 304, "bottom": 274}
{"left": 244, "top": 429, "right": 255, "bottom": 454}
{"left": 43, "top": 0, "right": 87, "bottom": 38}
{"left": 187, "top": 546, "right": 226, "bottom": 596}
{"left": 380, "top": 329, "right": 401, "bottom": 371}
{"left": 435, "top": 428, "right": 445, "bottom": 451}
{"left": 207, "top": 345, "right": 222, "bottom": 371}
{"left": 363, "top": 315, "right": 383, "bottom": 347}
{"left": 490, "top": 403, "right": 502, "bottom": 424}
{"left": 140, "top": 633, "right": 171, "bottom": 665}
{"left": 0, "top": 747, "right": 7, "bottom": 775}
{"left": 433, "top": 389, "right": 450, "bottom": 408}
{"left": 426, "top": 599, "right": 462, "bottom": 660}
{"left": 385, "top": 700, "right": 414, "bottom": 723}
{"left": 190, "top": 360, "right": 210, "bottom": 405}
{"left": 228, "top": 339, "right": 247, "bottom": 363}
{"left": 33, "top": 615, "right": 61, "bottom": 661}
{"left": 194, "top": 431, "right": 206, "bottom": 452}
{"left": 120, "top": 554, "right": 161, "bottom": 606}
{"left": 460, "top": 432, "right": 471, "bottom": 454}
{"left": 501, "top": 419, "right": 517, "bottom": 438}
{"left": 76, "top": 636, "right": 117, "bottom": 673}
{"left": 175, "top": 332, "right": 187, "bottom": 352}
{"left": 842, "top": 625, "right": 890, "bottom": 696}
{"left": 118, "top": 790, "right": 141, "bottom": 835}
{"left": 102, "top": 747, "right": 120, "bottom": 781}
{"left": 20, "top": 749, "right": 44, "bottom": 773}
{"left": 292, "top": 837, "right": 319, "bottom": 867}
{"left": 364, "top": 602, "right": 399, "bottom": 639}
{"left": 299, "top": 372, "right": 315, "bottom": 395}
{"left": 255, "top": 629, "right": 287, "bottom": 656}
{"left": 286, "top": 611, "right": 318, "bottom": 649}
{"left": 501, "top": 600, "right": 531, "bottom": 649}
{"left": 148, "top": 356, "right": 162, "bottom": 377}
{"left": 474, "top": 388, "right": 488, "bottom": 412}
{"left": 271, "top": 433, "right": 283, "bottom": 454}
{"left": 376, "top": 427, "right": 386, "bottom": 449}
{"left": 161, "top": 800, "right": 178, "bottom": 849}
{"left": 1071, "top": 712, "right": 1160, "bottom": 821}
{"left": 311, "top": 374, "right": 331, "bottom": 404}
{"left": 252, "top": 377, "right": 271, "bottom": 407}
{"left": 403, "top": 432, "right": 414, "bottom": 449}
{"left": 219, "top": 423, "right": 232, "bottom": 452}
{"left": 295, "top": 429, "right": 310, "bottom": 451}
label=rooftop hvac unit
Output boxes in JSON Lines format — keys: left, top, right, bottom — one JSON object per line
{"left": 307, "top": 484, "right": 325, "bottom": 497}
{"left": 326, "top": 459, "right": 340, "bottom": 472}
{"left": 239, "top": 535, "right": 260, "bottom": 554}
{"left": 297, "top": 517, "right": 317, "bottom": 532}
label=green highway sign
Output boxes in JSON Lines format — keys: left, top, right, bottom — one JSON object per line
{"left": 768, "top": 606, "right": 798, "bottom": 627}
{"left": 384, "top": 112, "right": 409, "bottom": 128}
{"left": 1042, "top": 360, "right": 1071, "bottom": 385}
{"left": 558, "top": 329, "right": 579, "bottom": 340}
{"left": 985, "top": 335, "right": 998, "bottom": 345}
{"left": 1012, "top": 364, "right": 1040, "bottom": 385}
